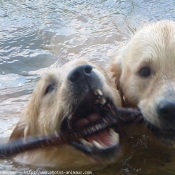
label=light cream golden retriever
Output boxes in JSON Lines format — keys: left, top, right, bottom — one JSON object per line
{"left": 110, "top": 20, "right": 175, "bottom": 145}
{"left": 10, "top": 59, "right": 122, "bottom": 168}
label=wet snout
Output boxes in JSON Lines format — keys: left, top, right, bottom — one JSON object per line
{"left": 68, "top": 64, "right": 102, "bottom": 90}
{"left": 68, "top": 65, "right": 93, "bottom": 82}
{"left": 157, "top": 99, "right": 175, "bottom": 123}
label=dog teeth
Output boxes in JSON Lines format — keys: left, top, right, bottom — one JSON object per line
{"left": 97, "top": 89, "right": 103, "bottom": 96}
{"left": 93, "top": 89, "right": 107, "bottom": 105}
{"left": 94, "top": 89, "right": 103, "bottom": 96}
{"left": 92, "top": 140, "right": 104, "bottom": 149}
{"left": 79, "top": 139, "right": 93, "bottom": 147}
{"left": 109, "top": 128, "right": 115, "bottom": 136}
{"left": 94, "top": 98, "right": 106, "bottom": 105}
{"left": 101, "top": 98, "right": 106, "bottom": 104}
{"left": 110, "top": 129, "right": 120, "bottom": 144}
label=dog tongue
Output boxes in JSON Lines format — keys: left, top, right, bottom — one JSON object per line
{"left": 85, "top": 129, "right": 112, "bottom": 147}
{"left": 75, "top": 113, "right": 113, "bottom": 146}
{"left": 75, "top": 113, "right": 101, "bottom": 127}
{"left": 87, "top": 113, "right": 101, "bottom": 122}
{"left": 87, "top": 113, "right": 113, "bottom": 146}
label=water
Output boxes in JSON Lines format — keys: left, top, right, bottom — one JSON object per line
{"left": 0, "top": 0, "right": 175, "bottom": 174}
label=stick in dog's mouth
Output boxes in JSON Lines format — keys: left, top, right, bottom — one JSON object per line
{"left": 60, "top": 88, "right": 142, "bottom": 157}
{"left": 0, "top": 106, "right": 142, "bottom": 159}
{"left": 0, "top": 99, "right": 142, "bottom": 160}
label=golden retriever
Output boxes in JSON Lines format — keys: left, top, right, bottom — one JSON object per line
{"left": 110, "top": 20, "right": 175, "bottom": 145}
{"left": 10, "top": 59, "right": 122, "bottom": 168}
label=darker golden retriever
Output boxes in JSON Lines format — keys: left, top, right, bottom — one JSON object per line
{"left": 10, "top": 59, "right": 122, "bottom": 168}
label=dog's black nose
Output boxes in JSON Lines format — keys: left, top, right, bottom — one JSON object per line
{"left": 157, "top": 100, "right": 175, "bottom": 122}
{"left": 68, "top": 64, "right": 93, "bottom": 82}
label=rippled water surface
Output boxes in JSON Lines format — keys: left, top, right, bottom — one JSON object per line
{"left": 1, "top": 0, "right": 175, "bottom": 174}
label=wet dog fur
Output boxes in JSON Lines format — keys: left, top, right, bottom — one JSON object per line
{"left": 10, "top": 59, "right": 122, "bottom": 168}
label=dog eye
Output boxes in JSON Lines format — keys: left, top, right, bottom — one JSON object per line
{"left": 45, "top": 83, "right": 55, "bottom": 95}
{"left": 139, "top": 67, "right": 151, "bottom": 77}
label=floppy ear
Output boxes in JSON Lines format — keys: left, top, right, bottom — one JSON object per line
{"left": 10, "top": 76, "right": 43, "bottom": 141}
{"left": 10, "top": 113, "right": 37, "bottom": 140}
{"left": 10, "top": 91, "right": 40, "bottom": 141}
{"left": 9, "top": 120, "right": 27, "bottom": 140}
{"left": 110, "top": 50, "right": 123, "bottom": 89}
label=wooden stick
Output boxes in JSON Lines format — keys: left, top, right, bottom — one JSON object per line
{"left": 0, "top": 107, "right": 143, "bottom": 158}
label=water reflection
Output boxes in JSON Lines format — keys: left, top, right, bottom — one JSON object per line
{"left": 0, "top": 0, "right": 175, "bottom": 174}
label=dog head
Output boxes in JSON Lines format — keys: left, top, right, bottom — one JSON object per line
{"left": 110, "top": 20, "right": 175, "bottom": 145}
{"left": 11, "top": 59, "right": 122, "bottom": 167}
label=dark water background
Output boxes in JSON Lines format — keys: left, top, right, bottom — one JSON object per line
{"left": 0, "top": 0, "right": 175, "bottom": 174}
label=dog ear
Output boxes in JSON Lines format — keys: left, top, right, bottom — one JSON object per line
{"left": 110, "top": 50, "right": 123, "bottom": 88}
{"left": 110, "top": 50, "right": 127, "bottom": 106}
{"left": 10, "top": 93, "right": 40, "bottom": 140}
{"left": 9, "top": 120, "right": 27, "bottom": 140}
{"left": 10, "top": 115, "right": 36, "bottom": 140}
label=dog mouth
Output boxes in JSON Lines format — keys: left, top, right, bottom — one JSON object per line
{"left": 60, "top": 89, "right": 120, "bottom": 158}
